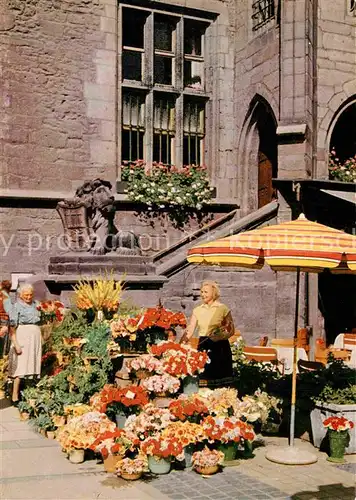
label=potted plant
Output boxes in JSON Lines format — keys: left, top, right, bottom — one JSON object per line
{"left": 90, "top": 428, "right": 138, "bottom": 473}
{"left": 116, "top": 455, "right": 148, "bottom": 480}
{"left": 141, "top": 374, "right": 180, "bottom": 398}
{"left": 161, "top": 421, "right": 204, "bottom": 468}
{"left": 126, "top": 354, "right": 163, "bottom": 379}
{"left": 140, "top": 435, "right": 184, "bottom": 474}
{"left": 56, "top": 411, "right": 116, "bottom": 463}
{"left": 323, "top": 416, "right": 354, "bottom": 463}
{"left": 168, "top": 394, "right": 209, "bottom": 423}
{"left": 192, "top": 447, "right": 224, "bottom": 475}
{"left": 124, "top": 404, "right": 174, "bottom": 441}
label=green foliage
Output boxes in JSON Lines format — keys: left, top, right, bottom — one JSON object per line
{"left": 52, "top": 310, "right": 88, "bottom": 347}
{"left": 81, "top": 322, "right": 110, "bottom": 358}
{"left": 31, "top": 413, "right": 55, "bottom": 432}
{"left": 317, "top": 385, "right": 356, "bottom": 405}
{"left": 233, "top": 360, "right": 281, "bottom": 397}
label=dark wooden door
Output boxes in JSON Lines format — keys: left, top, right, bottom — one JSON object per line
{"left": 258, "top": 151, "right": 273, "bottom": 208}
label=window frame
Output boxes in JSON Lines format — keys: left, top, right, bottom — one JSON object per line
{"left": 118, "top": 3, "right": 212, "bottom": 171}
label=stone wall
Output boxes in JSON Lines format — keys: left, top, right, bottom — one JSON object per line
{"left": 316, "top": 0, "right": 356, "bottom": 178}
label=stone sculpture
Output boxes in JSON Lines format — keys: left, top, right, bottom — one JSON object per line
{"left": 57, "top": 178, "right": 140, "bottom": 255}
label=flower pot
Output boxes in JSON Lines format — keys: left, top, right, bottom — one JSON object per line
{"left": 19, "top": 412, "right": 30, "bottom": 421}
{"left": 182, "top": 376, "right": 199, "bottom": 395}
{"left": 195, "top": 465, "right": 219, "bottom": 475}
{"left": 243, "top": 440, "right": 254, "bottom": 458}
{"left": 148, "top": 456, "right": 171, "bottom": 474}
{"left": 69, "top": 449, "right": 85, "bottom": 464}
{"left": 120, "top": 471, "right": 143, "bottom": 481}
{"left": 104, "top": 454, "right": 118, "bottom": 473}
{"left": 217, "top": 442, "right": 237, "bottom": 462}
{"left": 327, "top": 430, "right": 349, "bottom": 463}
{"left": 115, "top": 410, "right": 127, "bottom": 428}
{"left": 310, "top": 402, "right": 356, "bottom": 454}
{"left": 46, "top": 431, "right": 56, "bottom": 440}
{"left": 183, "top": 444, "right": 195, "bottom": 468}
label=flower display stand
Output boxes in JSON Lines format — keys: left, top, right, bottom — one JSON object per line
{"left": 148, "top": 456, "right": 171, "bottom": 474}
{"left": 310, "top": 402, "right": 356, "bottom": 454}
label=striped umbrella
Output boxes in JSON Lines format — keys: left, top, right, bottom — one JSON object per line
{"left": 187, "top": 214, "right": 356, "bottom": 464}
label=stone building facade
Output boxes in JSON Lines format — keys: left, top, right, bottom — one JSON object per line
{"left": 1, "top": 0, "right": 355, "bottom": 343}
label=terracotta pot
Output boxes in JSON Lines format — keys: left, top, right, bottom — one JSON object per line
{"left": 195, "top": 465, "right": 219, "bottom": 475}
{"left": 39, "top": 429, "right": 46, "bottom": 436}
{"left": 120, "top": 471, "right": 143, "bottom": 481}
{"left": 46, "top": 431, "right": 56, "bottom": 440}
{"left": 69, "top": 449, "right": 85, "bottom": 464}
{"left": 103, "top": 454, "right": 118, "bottom": 473}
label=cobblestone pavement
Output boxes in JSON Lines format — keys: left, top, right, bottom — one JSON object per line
{"left": 1, "top": 401, "right": 355, "bottom": 500}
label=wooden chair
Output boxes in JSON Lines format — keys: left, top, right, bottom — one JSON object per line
{"left": 243, "top": 346, "right": 283, "bottom": 373}
{"left": 258, "top": 336, "right": 269, "bottom": 347}
{"left": 297, "top": 359, "right": 324, "bottom": 372}
{"left": 271, "top": 338, "right": 294, "bottom": 348}
{"left": 344, "top": 334, "right": 356, "bottom": 348}
{"left": 328, "top": 348, "right": 352, "bottom": 362}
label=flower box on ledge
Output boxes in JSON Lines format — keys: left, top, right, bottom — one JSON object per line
{"left": 116, "top": 180, "right": 217, "bottom": 199}
{"left": 310, "top": 402, "right": 356, "bottom": 454}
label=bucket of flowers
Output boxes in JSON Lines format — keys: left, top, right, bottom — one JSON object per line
{"left": 137, "top": 305, "right": 187, "bottom": 345}
{"left": 202, "top": 415, "right": 255, "bottom": 462}
{"left": 168, "top": 394, "right": 209, "bottom": 424}
{"left": 90, "top": 428, "right": 139, "bottom": 473}
{"left": 192, "top": 446, "right": 224, "bottom": 476}
{"left": 161, "top": 346, "right": 210, "bottom": 395}
{"left": 116, "top": 454, "right": 149, "bottom": 480}
{"left": 126, "top": 354, "right": 163, "bottom": 380}
{"left": 110, "top": 314, "right": 141, "bottom": 353}
{"left": 323, "top": 416, "right": 354, "bottom": 463}
{"left": 56, "top": 411, "right": 116, "bottom": 464}
{"left": 141, "top": 435, "right": 185, "bottom": 474}
{"left": 141, "top": 374, "right": 180, "bottom": 400}
{"left": 91, "top": 384, "right": 149, "bottom": 428}
{"left": 124, "top": 404, "right": 174, "bottom": 441}
{"left": 161, "top": 421, "right": 205, "bottom": 468}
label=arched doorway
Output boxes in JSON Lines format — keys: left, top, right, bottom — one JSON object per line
{"left": 239, "top": 96, "right": 278, "bottom": 211}
{"left": 328, "top": 98, "right": 356, "bottom": 180}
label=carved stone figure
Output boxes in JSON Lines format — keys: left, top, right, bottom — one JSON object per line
{"left": 57, "top": 178, "right": 141, "bottom": 255}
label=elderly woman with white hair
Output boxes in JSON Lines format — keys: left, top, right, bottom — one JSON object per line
{"left": 181, "top": 280, "right": 235, "bottom": 387}
{"left": 7, "top": 284, "right": 42, "bottom": 405}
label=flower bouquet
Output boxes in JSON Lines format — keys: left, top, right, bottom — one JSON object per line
{"left": 124, "top": 404, "right": 174, "bottom": 441}
{"left": 116, "top": 455, "right": 148, "bottom": 480}
{"left": 323, "top": 416, "right": 354, "bottom": 463}
{"left": 168, "top": 394, "right": 209, "bottom": 423}
{"left": 192, "top": 447, "right": 224, "bottom": 475}
{"left": 126, "top": 354, "right": 163, "bottom": 379}
{"left": 161, "top": 348, "right": 210, "bottom": 379}
{"left": 252, "top": 390, "right": 283, "bottom": 433}
{"left": 204, "top": 388, "right": 239, "bottom": 417}
{"left": 137, "top": 306, "right": 187, "bottom": 345}
{"left": 56, "top": 411, "right": 116, "bottom": 462}
{"left": 37, "top": 300, "right": 65, "bottom": 324}
{"left": 92, "top": 384, "right": 150, "bottom": 420}
{"left": 142, "top": 374, "right": 180, "bottom": 397}
{"left": 141, "top": 435, "right": 185, "bottom": 474}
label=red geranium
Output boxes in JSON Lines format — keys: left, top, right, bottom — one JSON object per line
{"left": 169, "top": 395, "right": 209, "bottom": 422}
{"left": 140, "top": 436, "right": 184, "bottom": 459}
{"left": 91, "top": 384, "right": 149, "bottom": 416}
{"left": 323, "top": 416, "right": 354, "bottom": 432}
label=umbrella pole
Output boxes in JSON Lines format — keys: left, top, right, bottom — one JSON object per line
{"left": 289, "top": 267, "right": 300, "bottom": 447}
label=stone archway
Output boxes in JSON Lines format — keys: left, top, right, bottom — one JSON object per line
{"left": 238, "top": 95, "right": 278, "bottom": 212}
{"left": 329, "top": 100, "right": 356, "bottom": 165}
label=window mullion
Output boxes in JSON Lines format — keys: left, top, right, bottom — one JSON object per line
{"left": 144, "top": 13, "right": 154, "bottom": 169}
{"left": 174, "top": 17, "right": 184, "bottom": 169}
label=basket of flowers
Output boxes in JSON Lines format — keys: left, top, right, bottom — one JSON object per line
{"left": 116, "top": 454, "right": 148, "bottom": 480}
{"left": 192, "top": 447, "right": 224, "bottom": 475}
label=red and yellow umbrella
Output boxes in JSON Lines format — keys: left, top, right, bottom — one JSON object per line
{"left": 187, "top": 214, "right": 356, "bottom": 464}
{"left": 187, "top": 214, "right": 356, "bottom": 272}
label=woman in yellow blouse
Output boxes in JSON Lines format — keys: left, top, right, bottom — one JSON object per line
{"left": 181, "top": 280, "right": 235, "bottom": 386}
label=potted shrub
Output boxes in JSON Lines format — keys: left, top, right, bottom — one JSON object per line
{"left": 90, "top": 428, "right": 138, "bottom": 473}
{"left": 161, "top": 421, "right": 204, "bottom": 468}
{"left": 168, "top": 394, "right": 209, "bottom": 424}
{"left": 140, "top": 435, "right": 184, "bottom": 474}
